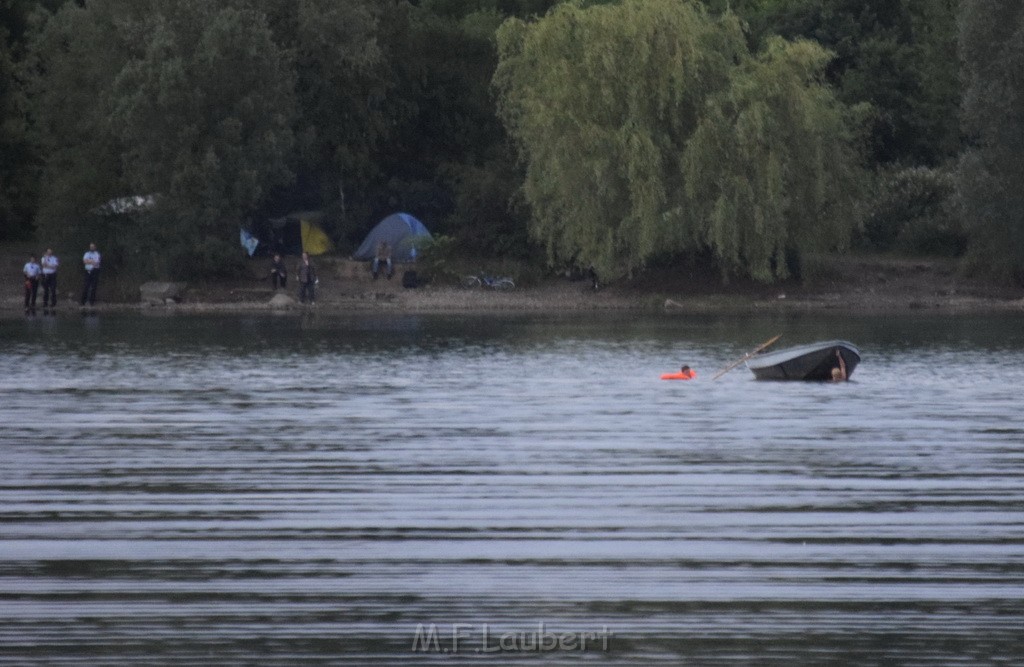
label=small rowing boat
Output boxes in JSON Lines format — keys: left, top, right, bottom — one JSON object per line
{"left": 745, "top": 340, "right": 860, "bottom": 381}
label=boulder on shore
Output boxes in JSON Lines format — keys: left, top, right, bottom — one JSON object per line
{"left": 140, "top": 281, "right": 186, "bottom": 305}
{"left": 268, "top": 293, "right": 295, "bottom": 308}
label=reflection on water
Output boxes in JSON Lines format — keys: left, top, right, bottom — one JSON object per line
{"left": 1, "top": 312, "right": 1023, "bottom": 664}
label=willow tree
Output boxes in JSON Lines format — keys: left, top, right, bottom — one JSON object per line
{"left": 494, "top": 0, "right": 746, "bottom": 277}
{"left": 684, "top": 37, "right": 866, "bottom": 281}
{"left": 495, "top": 0, "right": 864, "bottom": 281}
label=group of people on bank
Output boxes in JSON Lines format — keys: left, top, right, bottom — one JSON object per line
{"left": 21, "top": 238, "right": 398, "bottom": 310}
{"left": 267, "top": 240, "right": 394, "bottom": 305}
{"left": 269, "top": 251, "right": 320, "bottom": 304}
{"left": 22, "top": 243, "right": 101, "bottom": 311}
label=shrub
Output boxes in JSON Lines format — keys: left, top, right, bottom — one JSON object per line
{"left": 862, "top": 166, "right": 965, "bottom": 256}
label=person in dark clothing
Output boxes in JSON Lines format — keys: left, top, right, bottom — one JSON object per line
{"left": 297, "top": 252, "right": 317, "bottom": 304}
{"left": 270, "top": 253, "right": 287, "bottom": 289}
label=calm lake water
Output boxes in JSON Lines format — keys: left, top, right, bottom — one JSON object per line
{"left": 1, "top": 310, "right": 1023, "bottom": 665}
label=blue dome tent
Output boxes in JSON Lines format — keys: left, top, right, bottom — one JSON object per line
{"left": 353, "top": 213, "right": 432, "bottom": 262}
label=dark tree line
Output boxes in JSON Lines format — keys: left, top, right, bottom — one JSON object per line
{"left": 0, "top": 0, "right": 1020, "bottom": 282}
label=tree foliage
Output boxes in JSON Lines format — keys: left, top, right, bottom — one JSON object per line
{"left": 23, "top": 0, "right": 132, "bottom": 248}
{"left": 1, "top": 0, "right": 997, "bottom": 285}
{"left": 0, "top": 0, "right": 38, "bottom": 239}
{"left": 684, "top": 37, "right": 865, "bottom": 281}
{"left": 496, "top": 0, "right": 746, "bottom": 276}
{"left": 24, "top": 0, "right": 375, "bottom": 277}
{"left": 109, "top": 3, "right": 296, "bottom": 276}
{"left": 957, "top": 0, "right": 1024, "bottom": 281}
{"left": 20, "top": 0, "right": 558, "bottom": 274}
{"left": 496, "top": 0, "right": 864, "bottom": 281}
{"left": 863, "top": 166, "right": 962, "bottom": 256}
{"left": 734, "top": 0, "right": 960, "bottom": 167}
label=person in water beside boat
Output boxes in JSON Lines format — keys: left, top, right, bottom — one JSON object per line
{"left": 661, "top": 365, "right": 696, "bottom": 380}
{"left": 830, "top": 350, "right": 848, "bottom": 382}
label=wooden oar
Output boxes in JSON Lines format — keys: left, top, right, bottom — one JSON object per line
{"left": 711, "top": 334, "right": 782, "bottom": 381}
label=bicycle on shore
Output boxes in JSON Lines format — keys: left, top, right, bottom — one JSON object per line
{"left": 461, "top": 274, "right": 515, "bottom": 290}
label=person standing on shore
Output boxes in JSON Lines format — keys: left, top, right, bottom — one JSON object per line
{"left": 40, "top": 248, "right": 59, "bottom": 308}
{"left": 23, "top": 255, "right": 41, "bottom": 310}
{"left": 372, "top": 240, "right": 393, "bottom": 279}
{"left": 297, "top": 252, "right": 317, "bottom": 304}
{"left": 269, "top": 253, "right": 287, "bottom": 289}
{"left": 81, "top": 242, "right": 101, "bottom": 306}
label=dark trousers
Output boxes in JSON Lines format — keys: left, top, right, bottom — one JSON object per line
{"left": 24, "top": 278, "right": 39, "bottom": 308}
{"left": 272, "top": 272, "right": 286, "bottom": 289}
{"left": 81, "top": 269, "right": 100, "bottom": 305}
{"left": 42, "top": 273, "right": 57, "bottom": 307}
{"left": 299, "top": 281, "right": 315, "bottom": 303}
{"left": 372, "top": 257, "right": 393, "bottom": 278}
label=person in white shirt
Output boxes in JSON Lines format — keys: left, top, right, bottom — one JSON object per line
{"left": 40, "top": 248, "right": 59, "bottom": 308}
{"left": 81, "top": 242, "right": 101, "bottom": 306}
{"left": 23, "top": 255, "right": 41, "bottom": 309}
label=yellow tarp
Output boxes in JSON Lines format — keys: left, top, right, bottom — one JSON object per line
{"left": 300, "top": 219, "right": 334, "bottom": 255}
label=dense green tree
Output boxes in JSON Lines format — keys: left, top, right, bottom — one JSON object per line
{"left": 24, "top": 0, "right": 391, "bottom": 275}
{"left": 380, "top": 3, "right": 523, "bottom": 253}
{"left": 26, "top": 0, "right": 297, "bottom": 277}
{"left": 23, "top": 0, "right": 133, "bottom": 254}
{"left": 495, "top": 0, "right": 864, "bottom": 280}
{"left": 904, "top": 0, "right": 960, "bottom": 164}
{"left": 863, "top": 165, "right": 962, "bottom": 256}
{"left": 957, "top": 0, "right": 1024, "bottom": 281}
{"left": 734, "top": 0, "right": 960, "bottom": 167}
{"left": 496, "top": 0, "right": 746, "bottom": 277}
{"left": 684, "top": 37, "right": 865, "bottom": 281}
{"left": 15, "top": 0, "right": 964, "bottom": 279}
{"left": 250, "top": 0, "right": 385, "bottom": 226}
{"left": 110, "top": 2, "right": 297, "bottom": 276}
{"left": 345, "top": 0, "right": 558, "bottom": 256}
{"left": 0, "top": 0, "right": 60, "bottom": 240}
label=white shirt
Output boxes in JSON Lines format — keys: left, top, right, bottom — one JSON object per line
{"left": 41, "top": 255, "right": 59, "bottom": 274}
{"left": 83, "top": 250, "right": 101, "bottom": 272}
{"left": 24, "top": 262, "right": 41, "bottom": 279}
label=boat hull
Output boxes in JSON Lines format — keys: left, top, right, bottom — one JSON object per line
{"left": 746, "top": 340, "right": 860, "bottom": 381}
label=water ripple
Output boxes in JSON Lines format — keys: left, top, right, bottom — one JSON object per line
{"left": 1, "top": 312, "right": 1023, "bottom": 664}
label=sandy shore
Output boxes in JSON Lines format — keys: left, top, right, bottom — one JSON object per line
{"left": 3, "top": 253, "right": 1023, "bottom": 317}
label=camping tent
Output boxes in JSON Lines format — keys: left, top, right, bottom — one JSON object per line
{"left": 353, "top": 213, "right": 432, "bottom": 262}
{"left": 244, "top": 211, "right": 334, "bottom": 256}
